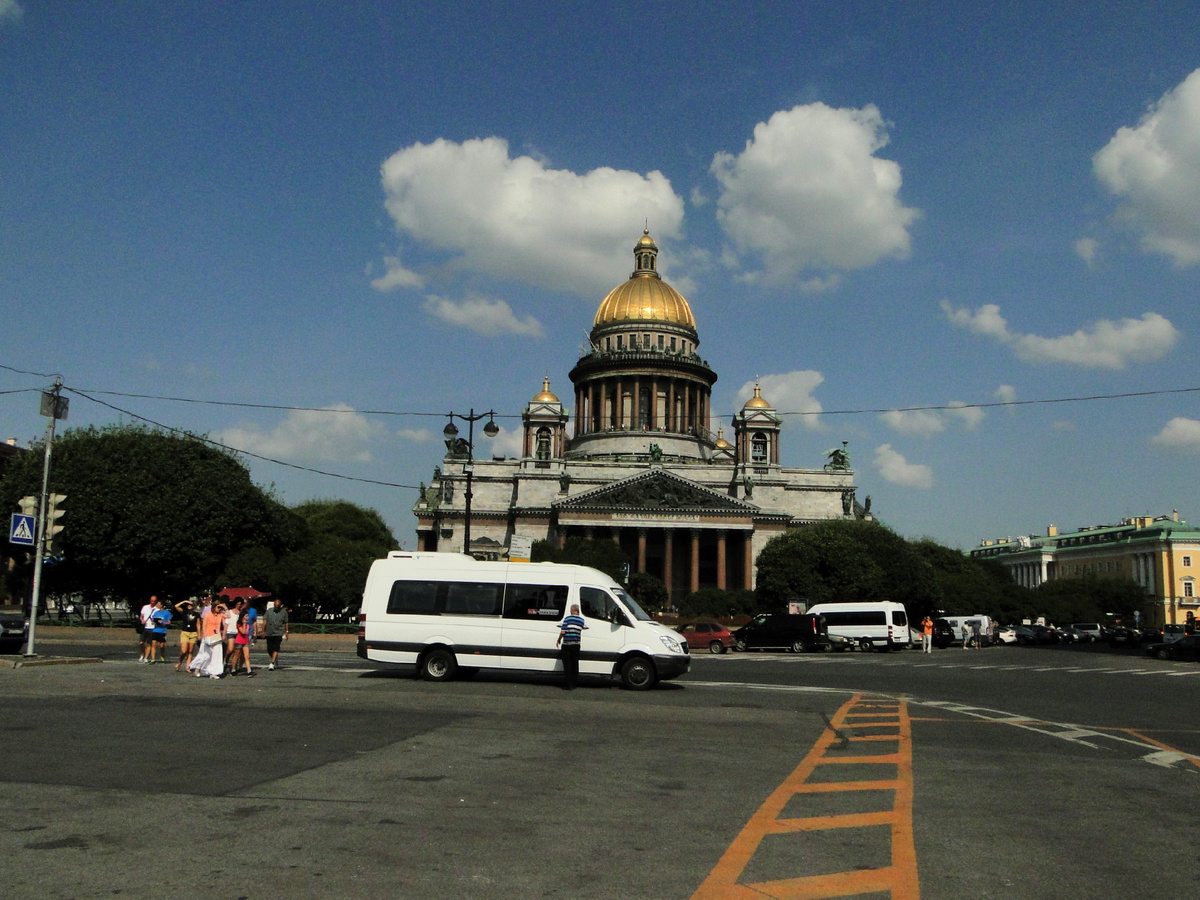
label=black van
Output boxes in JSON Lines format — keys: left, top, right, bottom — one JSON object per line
{"left": 733, "top": 613, "right": 829, "bottom": 652}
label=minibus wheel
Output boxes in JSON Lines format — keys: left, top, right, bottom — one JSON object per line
{"left": 421, "top": 647, "right": 457, "bottom": 681}
{"left": 620, "top": 656, "right": 657, "bottom": 690}
{"left": 859, "top": 638, "right": 873, "bottom": 652}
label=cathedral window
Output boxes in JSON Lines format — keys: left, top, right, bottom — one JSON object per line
{"left": 658, "top": 334, "right": 664, "bottom": 349}
{"left": 536, "top": 427, "right": 552, "bottom": 461}
{"left": 617, "top": 335, "right": 623, "bottom": 350}
{"left": 670, "top": 336, "right": 676, "bottom": 351}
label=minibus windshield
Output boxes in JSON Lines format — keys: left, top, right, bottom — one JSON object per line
{"left": 613, "top": 587, "right": 652, "bottom": 621}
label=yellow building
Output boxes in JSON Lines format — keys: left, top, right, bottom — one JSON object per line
{"left": 971, "top": 512, "right": 1200, "bottom": 627}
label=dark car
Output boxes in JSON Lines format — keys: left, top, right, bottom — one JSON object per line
{"left": 931, "top": 618, "right": 958, "bottom": 649}
{"left": 1145, "top": 634, "right": 1200, "bottom": 661}
{"left": 1108, "top": 626, "right": 1141, "bottom": 648}
{"left": 0, "top": 607, "right": 29, "bottom": 653}
{"left": 676, "top": 622, "right": 735, "bottom": 655}
{"left": 734, "top": 613, "right": 829, "bottom": 652}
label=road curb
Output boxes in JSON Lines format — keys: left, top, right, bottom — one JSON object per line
{"left": 0, "top": 655, "right": 105, "bottom": 669}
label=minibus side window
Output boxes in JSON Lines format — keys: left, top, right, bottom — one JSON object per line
{"left": 579, "top": 587, "right": 615, "bottom": 621}
{"left": 386, "top": 580, "right": 442, "bottom": 615}
{"left": 892, "top": 610, "right": 908, "bottom": 626}
{"left": 444, "top": 582, "right": 503, "bottom": 616}
{"left": 503, "top": 584, "right": 568, "bottom": 620}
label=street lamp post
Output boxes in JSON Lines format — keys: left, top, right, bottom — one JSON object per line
{"left": 443, "top": 409, "right": 499, "bottom": 556}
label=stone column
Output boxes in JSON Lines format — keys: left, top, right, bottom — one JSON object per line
{"left": 690, "top": 529, "right": 700, "bottom": 594}
{"left": 663, "top": 529, "right": 674, "bottom": 600}
{"left": 744, "top": 533, "right": 754, "bottom": 590}
{"left": 637, "top": 528, "right": 647, "bottom": 574}
{"left": 716, "top": 530, "right": 727, "bottom": 590}
{"left": 611, "top": 527, "right": 621, "bottom": 545}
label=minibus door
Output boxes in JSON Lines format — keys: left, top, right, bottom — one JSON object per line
{"left": 578, "top": 587, "right": 628, "bottom": 675}
{"left": 500, "top": 582, "right": 569, "bottom": 672}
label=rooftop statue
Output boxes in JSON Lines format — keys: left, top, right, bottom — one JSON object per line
{"left": 824, "top": 442, "right": 851, "bottom": 471}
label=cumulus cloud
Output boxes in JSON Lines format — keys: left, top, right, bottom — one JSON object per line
{"left": 941, "top": 301, "right": 1178, "bottom": 369}
{"left": 0, "top": 1, "right": 23, "bottom": 24}
{"left": 397, "top": 428, "right": 434, "bottom": 443}
{"left": 873, "top": 444, "right": 933, "bottom": 489}
{"left": 379, "top": 137, "right": 684, "bottom": 296}
{"left": 478, "top": 424, "right": 523, "bottom": 459}
{"left": 371, "top": 253, "right": 424, "bottom": 291}
{"left": 1151, "top": 417, "right": 1200, "bottom": 451}
{"left": 1094, "top": 68, "right": 1200, "bottom": 266}
{"left": 1074, "top": 237, "right": 1098, "bottom": 264}
{"left": 710, "top": 103, "right": 919, "bottom": 283}
{"left": 423, "top": 293, "right": 545, "bottom": 338}
{"left": 880, "top": 402, "right": 983, "bottom": 437}
{"left": 735, "top": 370, "right": 826, "bottom": 430}
{"left": 994, "top": 384, "right": 1017, "bottom": 405}
{"left": 217, "top": 404, "right": 379, "bottom": 463}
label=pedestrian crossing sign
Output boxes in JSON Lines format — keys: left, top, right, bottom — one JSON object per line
{"left": 10, "top": 513, "right": 36, "bottom": 547}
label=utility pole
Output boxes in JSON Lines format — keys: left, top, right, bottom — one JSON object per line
{"left": 26, "top": 378, "right": 67, "bottom": 657}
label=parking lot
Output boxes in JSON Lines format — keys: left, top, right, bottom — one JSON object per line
{"left": 2, "top": 629, "right": 1199, "bottom": 899}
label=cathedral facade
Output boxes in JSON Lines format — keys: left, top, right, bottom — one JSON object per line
{"left": 414, "top": 231, "right": 865, "bottom": 599}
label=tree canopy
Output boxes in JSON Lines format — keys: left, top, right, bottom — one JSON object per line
{"left": 531, "top": 537, "right": 629, "bottom": 584}
{"left": 1, "top": 425, "right": 395, "bottom": 618}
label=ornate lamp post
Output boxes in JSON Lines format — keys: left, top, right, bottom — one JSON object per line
{"left": 443, "top": 409, "right": 499, "bottom": 555}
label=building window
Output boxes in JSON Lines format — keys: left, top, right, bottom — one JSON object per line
{"left": 536, "top": 427, "right": 551, "bottom": 461}
{"left": 670, "top": 336, "right": 676, "bottom": 351}
{"left": 617, "top": 335, "right": 623, "bottom": 349}
{"left": 1184, "top": 556, "right": 1192, "bottom": 567}
{"left": 643, "top": 333, "right": 650, "bottom": 347}
{"left": 1185, "top": 581, "right": 1195, "bottom": 598}
{"left": 658, "top": 334, "right": 664, "bottom": 349}
{"left": 751, "top": 433, "right": 768, "bottom": 463}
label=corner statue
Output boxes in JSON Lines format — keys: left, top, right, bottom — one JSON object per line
{"left": 824, "top": 442, "right": 851, "bottom": 472}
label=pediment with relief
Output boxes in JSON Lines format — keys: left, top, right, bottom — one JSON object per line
{"left": 556, "top": 470, "right": 755, "bottom": 512}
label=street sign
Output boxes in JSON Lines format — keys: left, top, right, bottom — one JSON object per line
{"left": 10, "top": 513, "right": 36, "bottom": 546}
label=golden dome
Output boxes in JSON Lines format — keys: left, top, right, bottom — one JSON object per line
{"left": 593, "top": 231, "right": 696, "bottom": 330}
{"left": 531, "top": 377, "right": 559, "bottom": 403}
{"left": 744, "top": 383, "right": 771, "bottom": 409}
{"left": 714, "top": 426, "right": 731, "bottom": 449}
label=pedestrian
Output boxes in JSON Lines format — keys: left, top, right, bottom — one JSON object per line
{"left": 223, "top": 599, "right": 243, "bottom": 673}
{"left": 174, "top": 600, "right": 199, "bottom": 671}
{"left": 555, "top": 603, "right": 588, "bottom": 690}
{"left": 228, "top": 608, "right": 255, "bottom": 676}
{"left": 972, "top": 620, "right": 983, "bottom": 649}
{"left": 263, "top": 598, "right": 289, "bottom": 670}
{"left": 138, "top": 595, "right": 157, "bottom": 663}
{"left": 962, "top": 623, "right": 971, "bottom": 649}
{"left": 921, "top": 615, "right": 933, "bottom": 654}
{"left": 148, "top": 598, "right": 171, "bottom": 663}
{"left": 189, "top": 600, "right": 227, "bottom": 679}
{"left": 243, "top": 601, "right": 259, "bottom": 670}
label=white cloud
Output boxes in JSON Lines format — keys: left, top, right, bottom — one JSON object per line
{"left": 379, "top": 137, "right": 685, "bottom": 296}
{"left": 217, "top": 404, "right": 380, "bottom": 463}
{"left": 423, "top": 293, "right": 545, "bottom": 338}
{"left": 1094, "top": 68, "right": 1200, "bottom": 266}
{"left": 1151, "top": 417, "right": 1200, "bottom": 452}
{"left": 479, "top": 424, "right": 523, "bottom": 459}
{"left": 994, "top": 384, "right": 1017, "bottom": 405}
{"left": 880, "top": 409, "right": 945, "bottom": 437}
{"left": 873, "top": 444, "right": 933, "bottom": 489}
{"left": 941, "top": 301, "right": 1178, "bottom": 369}
{"left": 735, "top": 370, "right": 825, "bottom": 430}
{"left": 371, "top": 253, "right": 424, "bottom": 291}
{"left": 880, "top": 402, "right": 983, "bottom": 437}
{"left": 1074, "top": 237, "right": 1098, "bottom": 264}
{"left": 0, "top": 1, "right": 23, "bottom": 24}
{"left": 396, "top": 428, "right": 434, "bottom": 443}
{"left": 711, "top": 102, "right": 919, "bottom": 283}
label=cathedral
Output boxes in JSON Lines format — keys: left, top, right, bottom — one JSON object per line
{"left": 414, "top": 230, "right": 866, "bottom": 599}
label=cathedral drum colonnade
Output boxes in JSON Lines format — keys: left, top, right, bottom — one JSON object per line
{"left": 414, "top": 230, "right": 865, "bottom": 601}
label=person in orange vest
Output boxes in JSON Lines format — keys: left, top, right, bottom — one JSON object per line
{"left": 921, "top": 615, "right": 934, "bottom": 654}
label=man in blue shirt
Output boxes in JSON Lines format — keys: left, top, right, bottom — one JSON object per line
{"left": 148, "top": 598, "right": 171, "bottom": 664}
{"left": 556, "top": 604, "right": 588, "bottom": 691}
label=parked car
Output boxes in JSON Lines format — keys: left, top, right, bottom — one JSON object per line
{"left": 0, "top": 607, "right": 28, "bottom": 653}
{"left": 1056, "top": 625, "right": 1085, "bottom": 643}
{"left": 1071, "top": 623, "right": 1102, "bottom": 642}
{"left": 931, "top": 618, "right": 959, "bottom": 649}
{"left": 1015, "top": 624, "right": 1055, "bottom": 645}
{"left": 827, "top": 632, "right": 855, "bottom": 652}
{"left": 676, "top": 622, "right": 735, "bottom": 655}
{"left": 1108, "top": 626, "right": 1141, "bottom": 648}
{"left": 734, "top": 613, "right": 830, "bottom": 652}
{"left": 994, "top": 625, "right": 1017, "bottom": 645}
{"left": 1145, "top": 634, "right": 1200, "bottom": 661}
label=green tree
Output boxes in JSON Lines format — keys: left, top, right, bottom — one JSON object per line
{"left": 755, "top": 520, "right": 941, "bottom": 614}
{"left": 1031, "top": 575, "right": 1148, "bottom": 625}
{"left": 677, "top": 587, "right": 758, "bottom": 618}
{"left": 627, "top": 571, "right": 668, "bottom": 613}
{"left": 264, "top": 500, "right": 395, "bottom": 621}
{"left": 530, "top": 537, "right": 630, "bottom": 583}
{"left": 911, "top": 538, "right": 1032, "bottom": 622}
{"left": 0, "top": 425, "right": 289, "bottom": 606}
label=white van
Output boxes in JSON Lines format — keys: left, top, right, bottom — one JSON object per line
{"left": 805, "top": 601, "right": 911, "bottom": 651}
{"left": 356, "top": 552, "right": 690, "bottom": 690}
{"left": 941, "top": 615, "right": 995, "bottom": 645}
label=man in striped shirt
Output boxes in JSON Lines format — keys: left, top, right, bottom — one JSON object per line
{"left": 556, "top": 604, "right": 589, "bottom": 691}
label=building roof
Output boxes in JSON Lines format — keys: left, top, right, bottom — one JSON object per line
{"left": 592, "top": 231, "right": 697, "bottom": 332}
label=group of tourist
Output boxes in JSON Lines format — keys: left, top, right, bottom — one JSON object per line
{"left": 136, "top": 594, "right": 290, "bottom": 679}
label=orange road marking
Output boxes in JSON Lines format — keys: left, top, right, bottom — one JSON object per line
{"left": 1117, "top": 728, "right": 1200, "bottom": 771}
{"left": 689, "top": 693, "right": 920, "bottom": 900}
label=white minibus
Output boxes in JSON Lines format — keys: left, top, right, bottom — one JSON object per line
{"left": 356, "top": 552, "right": 690, "bottom": 690}
{"left": 805, "top": 601, "right": 911, "bottom": 651}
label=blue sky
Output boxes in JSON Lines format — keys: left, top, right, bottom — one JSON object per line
{"left": 4, "top": 1, "right": 1200, "bottom": 551}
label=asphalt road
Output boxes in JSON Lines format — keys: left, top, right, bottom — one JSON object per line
{"left": 2, "top": 635, "right": 1197, "bottom": 899}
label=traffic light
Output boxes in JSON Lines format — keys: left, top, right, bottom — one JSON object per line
{"left": 44, "top": 493, "right": 65, "bottom": 555}
{"left": 18, "top": 496, "right": 37, "bottom": 517}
